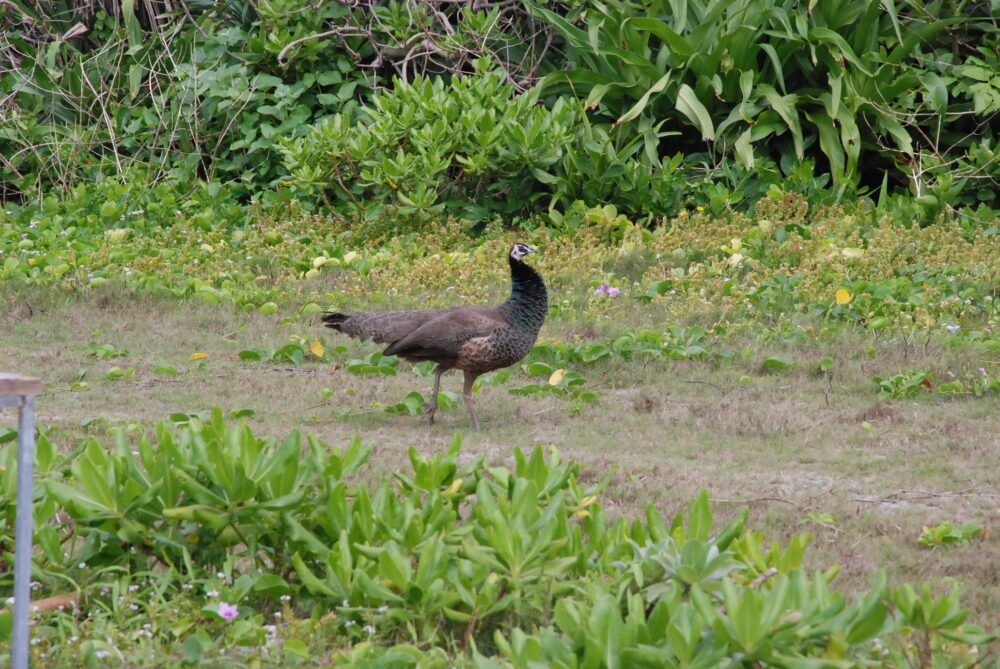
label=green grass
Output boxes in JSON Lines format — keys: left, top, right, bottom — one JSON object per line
{"left": 4, "top": 285, "right": 998, "bottom": 635}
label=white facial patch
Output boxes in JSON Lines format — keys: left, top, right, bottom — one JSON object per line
{"left": 510, "top": 244, "right": 538, "bottom": 260}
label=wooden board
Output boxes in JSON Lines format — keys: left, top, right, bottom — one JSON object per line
{"left": 0, "top": 373, "right": 42, "bottom": 396}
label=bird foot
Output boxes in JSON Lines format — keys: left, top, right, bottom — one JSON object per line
{"left": 423, "top": 402, "right": 436, "bottom": 426}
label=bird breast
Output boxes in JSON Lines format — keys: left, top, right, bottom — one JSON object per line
{"left": 455, "top": 325, "right": 536, "bottom": 373}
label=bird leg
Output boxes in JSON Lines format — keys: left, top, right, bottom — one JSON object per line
{"left": 424, "top": 365, "right": 446, "bottom": 425}
{"left": 461, "top": 371, "right": 481, "bottom": 431}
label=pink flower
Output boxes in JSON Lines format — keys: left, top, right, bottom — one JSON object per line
{"left": 607, "top": 287, "right": 620, "bottom": 296}
{"left": 945, "top": 324, "right": 960, "bottom": 334}
{"left": 594, "top": 283, "right": 609, "bottom": 296}
{"left": 979, "top": 368, "right": 988, "bottom": 377}
{"left": 218, "top": 602, "right": 239, "bottom": 621}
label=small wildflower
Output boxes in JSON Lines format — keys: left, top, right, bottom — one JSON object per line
{"left": 979, "top": 368, "right": 988, "bottom": 377}
{"left": 607, "top": 287, "right": 620, "bottom": 296}
{"left": 206, "top": 590, "right": 219, "bottom": 598}
{"left": 377, "top": 605, "right": 389, "bottom": 613}
{"left": 216, "top": 572, "right": 226, "bottom": 580}
{"left": 21, "top": 233, "right": 28, "bottom": 239}
{"left": 87, "top": 273, "right": 94, "bottom": 279}
{"left": 78, "top": 562, "right": 86, "bottom": 569}
{"left": 279, "top": 594, "right": 291, "bottom": 602}
{"left": 218, "top": 602, "right": 239, "bottom": 622}
{"left": 362, "top": 625, "right": 376, "bottom": 634}
{"left": 95, "top": 651, "right": 111, "bottom": 659}
{"left": 945, "top": 324, "right": 960, "bottom": 333}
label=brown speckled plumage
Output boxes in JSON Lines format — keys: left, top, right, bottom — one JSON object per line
{"left": 322, "top": 243, "right": 548, "bottom": 429}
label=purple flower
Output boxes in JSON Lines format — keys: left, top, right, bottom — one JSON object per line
{"left": 218, "top": 602, "right": 239, "bottom": 621}
{"left": 594, "top": 283, "right": 609, "bottom": 296}
{"left": 979, "top": 368, "right": 988, "bottom": 377}
{"left": 945, "top": 324, "right": 960, "bottom": 334}
{"left": 21, "top": 233, "right": 28, "bottom": 239}
{"left": 607, "top": 287, "right": 620, "bottom": 297}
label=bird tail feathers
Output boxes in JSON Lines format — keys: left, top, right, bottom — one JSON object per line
{"left": 321, "top": 312, "right": 350, "bottom": 332}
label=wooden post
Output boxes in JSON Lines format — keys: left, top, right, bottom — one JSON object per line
{"left": 0, "top": 374, "right": 42, "bottom": 669}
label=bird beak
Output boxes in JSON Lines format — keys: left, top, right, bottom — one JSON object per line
{"left": 524, "top": 246, "right": 539, "bottom": 255}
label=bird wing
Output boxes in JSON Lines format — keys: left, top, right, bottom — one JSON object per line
{"left": 382, "top": 307, "right": 504, "bottom": 360}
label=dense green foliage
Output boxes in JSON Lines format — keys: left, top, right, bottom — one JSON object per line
{"left": 529, "top": 0, "right": 1000, "bottom": 212}
{"left": 3, "top": 0, "right": 998, "bottom": 220}
{"left": 0, "top": 413, "right": 994, "bottom": 665}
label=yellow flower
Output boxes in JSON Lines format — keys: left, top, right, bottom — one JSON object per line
{"left": 835, "top": 289, "right": 853, "bottom": 305}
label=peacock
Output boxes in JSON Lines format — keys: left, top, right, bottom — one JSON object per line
{"left": 322, "top": 243, "right": 548, "bottom": 429}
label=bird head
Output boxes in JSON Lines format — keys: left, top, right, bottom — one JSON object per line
{"left": 510, "top": 243, "right": 539, "bottom": 261}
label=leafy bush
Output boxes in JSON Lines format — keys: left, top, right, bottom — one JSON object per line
{"left": 280, "top": 59, "right": 581, "bottom": 224}
{"left": 0, "top": 0, "right": 376, "bottom": 202}
{"left": 528, "top": 0, "right": 1000, "bottom": 210}
{"left": 2, "top": 413, "right": 995, "bottom": 665}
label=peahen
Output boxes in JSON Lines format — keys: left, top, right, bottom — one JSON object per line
{"left": 322, "top": 243, "right": 547, "bottom": 429}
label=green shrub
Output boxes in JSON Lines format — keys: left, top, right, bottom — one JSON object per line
{"left": 527, "top": 0, "right": 1000, "bottom": 210}
{"left": 280, "top": 59, "right": 579, "bottom": 224}
{"left": 2, "top": 412, "right": 995, "bottom": 665}
{"left": 0, "top": 0, "right": 376, "bottom": 202}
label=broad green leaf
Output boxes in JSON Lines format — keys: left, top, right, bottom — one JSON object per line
{"left": 805, "top": 110, "right": 846, "bottom": 182}
{"left": 734, "top": 128, "right": 754, "bottom": 169}
{"left": 675, "top": 84, "right": 715, "bottom": 140}
{"left": 626, "top": 18, "right": 694, "bottom": 59}
{"left": 762, "top": 357, "right": 790, "bottom": 371}
{"left": 760, "top": 85, "right": 803, "bottom": 159}
{"left": 616, "top": 72, "right": 671, "bottom": 126}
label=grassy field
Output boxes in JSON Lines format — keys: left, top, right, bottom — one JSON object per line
{"left": 5, "top": 285, "right": 998, "bottom": 632}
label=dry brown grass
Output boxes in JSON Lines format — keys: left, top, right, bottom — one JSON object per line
{"left": 3, "top": 287, "right": 999, "bottom": 626}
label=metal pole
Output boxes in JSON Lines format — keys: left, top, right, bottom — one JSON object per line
{"left": 12, "top": 395, "right": 36, "bottom": 669}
